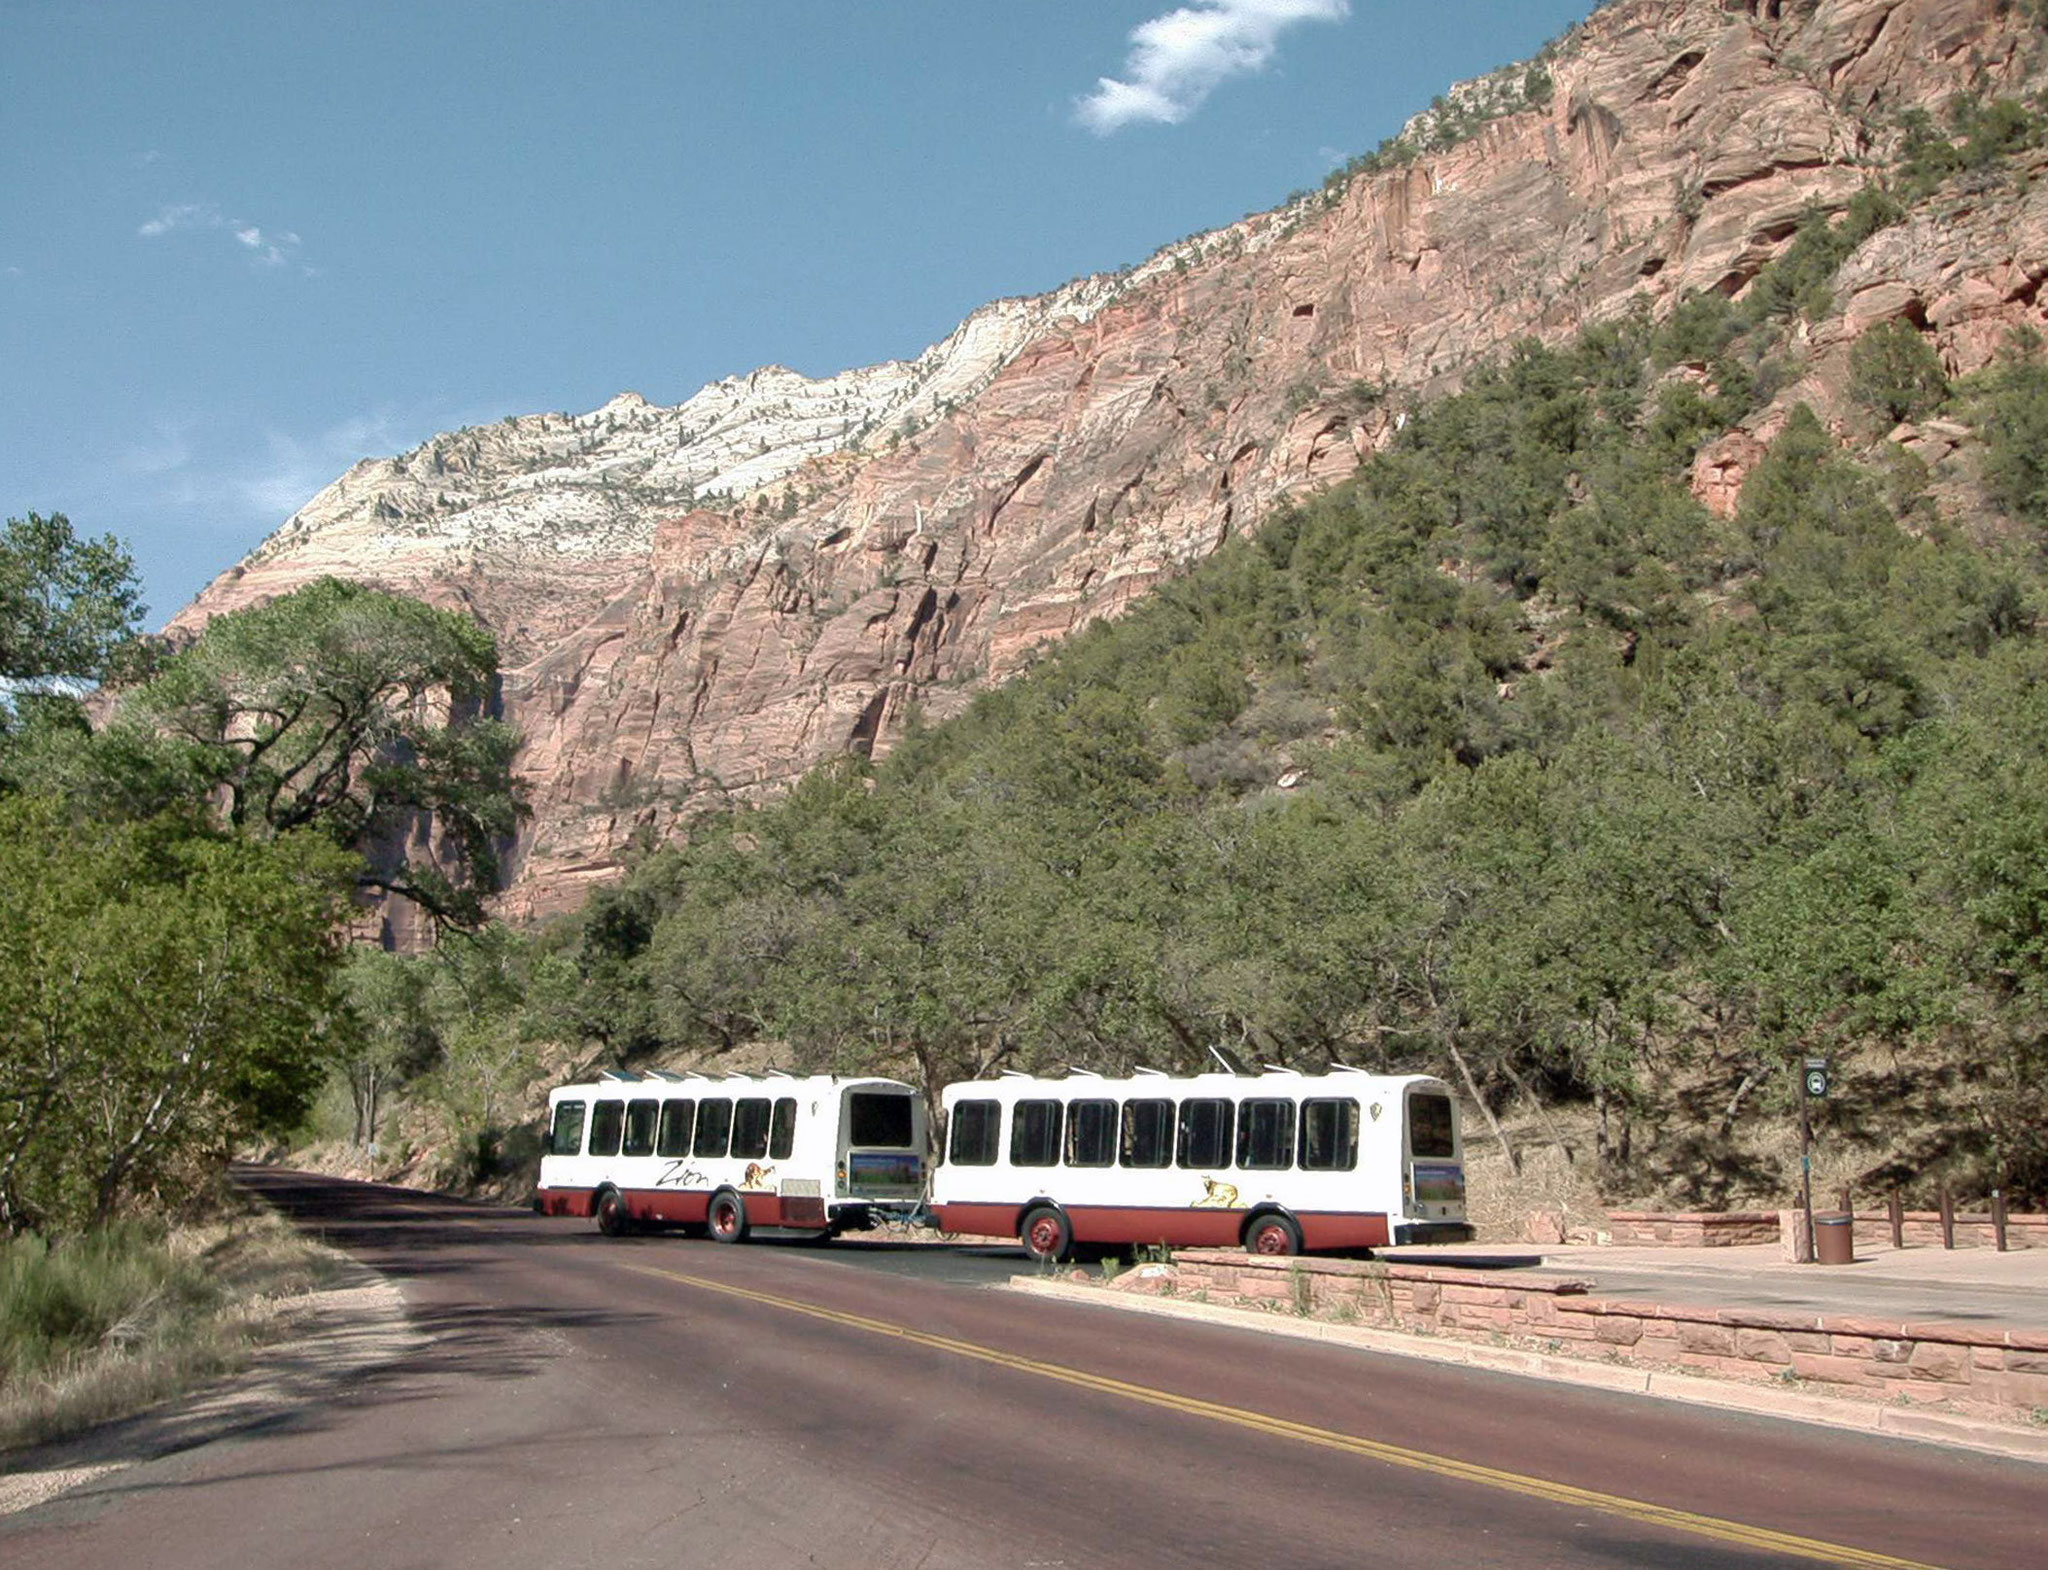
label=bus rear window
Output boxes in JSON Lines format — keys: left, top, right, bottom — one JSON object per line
{"left": 1408, "top": 1091, "right": 1456, "bottom": 1158}
{"left": 548, "top": 1100, "right": 586, "bottom": 1157}
{"left": 850, "top": 1092, "right": 914, "bottom": 1148}
{"left": 948, "top": 1100, "right": 1000, "bottom": 1165}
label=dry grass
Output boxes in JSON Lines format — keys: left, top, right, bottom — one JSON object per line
{"left": 0, "top": 1197, "right": 347, "bottom": 1454}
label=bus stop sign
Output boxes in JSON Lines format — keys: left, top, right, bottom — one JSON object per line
{"left": 1804, "top": 1059, "right": 1830, "bottom": 1099}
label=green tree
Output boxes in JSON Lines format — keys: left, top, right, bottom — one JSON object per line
{"left": 1848, "top": 319, "right": 1949, "bottom": 425}
{"left": 0, "top": 512, "right": 145, "bottom": 681}
{"left": 1973, "top": 331, "right": 2048, "bottom": 530}
{"left": 18, "top": 578, "right": 523, "bottom": 926}
{"left": 0, "top": 797, "right": 356, "bottom": 1234}
{"left": 337, "top": 949, "right": 438, "bottom": 1149}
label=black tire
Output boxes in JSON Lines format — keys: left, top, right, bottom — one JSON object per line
{"left": 708, "top": 1189, "right": 750, "bottom": 1245}
{"left": 595, "top": 1188, "right": 632, "bottom": 1238}
{"left": 1244, "top": 1211, "right": 1303, "bottom": 1257}
{"left": 1020, "top": 1204, "right": 1072, "bottom": 1264}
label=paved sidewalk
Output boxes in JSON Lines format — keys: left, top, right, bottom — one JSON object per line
{"left": 1383, "top": 1239, "right": 2048, "bottom": 1333}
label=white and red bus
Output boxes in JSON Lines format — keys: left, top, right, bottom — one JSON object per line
{"left": 928, "top": 1067, "right": 1471, "bottom": 1260}
{"left": 535, "top": 1070, "right": 927, "bottom": 1242}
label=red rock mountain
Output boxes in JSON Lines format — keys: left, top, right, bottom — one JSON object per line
{"left": 171, "top": 0, "right": 2048, "bottom": 921}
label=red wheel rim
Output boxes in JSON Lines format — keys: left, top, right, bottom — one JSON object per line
{"left": 1028, "top": 1215, "right": 1063, "bottom": 1256}
{"left": 712, "top": 1201, "right": 735, "bottom": 1237}
{"left": 1252, "top": 1222, "right": 1291, "bottom": 1255}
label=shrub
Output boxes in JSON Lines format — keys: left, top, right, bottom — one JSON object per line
{"left": 1849, "top": 319, "right": 1950, "bottom": 425}
{"left": 1975, "top": 331, "right": 2048, "bottom": 529}
{"left": 0, "top": 1223, "right": 216, "bottom": 1385}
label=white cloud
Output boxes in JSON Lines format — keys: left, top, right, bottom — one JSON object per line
{"left": 138, "top": 201, "right": 221, "bottom": 238}
{"left": 139, "top": 203, "right": 304, "bottom": 268}
{"left": 1077, "top": 0, "right": 1348, "bottom": 134}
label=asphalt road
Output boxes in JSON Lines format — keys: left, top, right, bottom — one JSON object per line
{"left": 5, "top": 1171, "right": 2042, "bottom": 1570}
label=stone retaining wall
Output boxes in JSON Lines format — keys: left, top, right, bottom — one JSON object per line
{"left": 1164, "top": 1252, "right": 2048, "bottom": 1423}
{"left": 1601, "top": 1211, "right": 1781, "bottom": 1247}
{"left": 1538, "top": 1208, "right": 2047, "bottom": 1251}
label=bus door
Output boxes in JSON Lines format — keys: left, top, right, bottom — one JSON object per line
{"left": 1404, "top": 1085, "right": 1467, "bottom": 1222}
{"left": 840, "top": 1087, "right": 923, "bottom": 1199}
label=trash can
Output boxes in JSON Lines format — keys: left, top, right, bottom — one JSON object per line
{"left": 1814, "top": 1212, "right": 1855, "bottom": 1265}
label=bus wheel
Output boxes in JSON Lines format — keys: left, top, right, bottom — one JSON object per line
{"left": 1245, "top": 1213, "right": 1302, "bottom": 1257}
{"left": 595, "top": 1188, "right": 632, "bottom": 1238}
{"left": 708, "top": 1190, "right": 750, "bottom": 1245}
{"left": 1021, "top": 1205, "right": 1071, "bottom": 1264}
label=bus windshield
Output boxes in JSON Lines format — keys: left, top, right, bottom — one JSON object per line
{"left": 849, "top": 1092, "right": 915, "bottom": 1148}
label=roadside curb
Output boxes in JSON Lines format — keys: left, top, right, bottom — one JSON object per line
{"left": 1003, "top": 1275, "right": 2048, "bottom": 1466}
{"left": 0, "top": 1260, "right": 418, "bottom": 1517}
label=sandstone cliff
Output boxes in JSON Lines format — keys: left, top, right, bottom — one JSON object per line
{"left": 172, "top": 0, "right": 2048, "bottom": 920}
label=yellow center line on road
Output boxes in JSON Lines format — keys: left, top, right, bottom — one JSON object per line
{"left": 620, "top": 1260, "right": 1947, "bottom": 1570}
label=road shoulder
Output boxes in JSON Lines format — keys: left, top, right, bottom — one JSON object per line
{"left": 1004, "top": 1272, "right": 2048, "bottom": 1466}
{"left": 0, "top": 1263, "right": 417, "bottom": 1518}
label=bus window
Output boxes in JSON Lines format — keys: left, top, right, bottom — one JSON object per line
{"left": 589, "top": 1100, "right": 624, "bottom": 1158}
{"left": 850, "top": 1092, "right": 914, "bottom": 1148}
{"left": 623, "top": 1099, "right": 658, "bottom": 1158}
{"left": 1236, "top": 1098, "right": 1295, "bottom": 1170}
{"left": 1121, "top": 1100, "right": 1173, "bottom": 1168}
{"left": 1177, "top": 1100, "right": 1234, "bottom": 1169}
{"left": 1409, "top": 1091, "right": 1456, "bottom": 1158}
{"left": 1065, "top": 1099, "right": 1116, "bottom": 1168}
{"left": 656, "top": 1100, "right": 695, "bottom": 1159}
{"left": 732, "top": 1098, "right": 772, "bottom": 1160}
{"left": 1299, "top": 1098, "right": 1359, "bottom": 1171}
{"left": 948, "top": 1100, "right": 1001, "bottom": 1165}
{"left": 548, "top": 1100, "right": 587, "bottom": 1157}
{"left": 770, "top": 1098, "right": 798, "bottom": 1161}
{"left": 694, "top": 1098, "right": 733, "bottom": 1159}
{"left": 1010, "top": 1100, "right": 1063, "bottom": 1168}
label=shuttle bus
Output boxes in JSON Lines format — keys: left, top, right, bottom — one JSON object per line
{"left": 928, "top": 1067, "right": 1471, "bottom": 1260}
{"left": 535, "top": 1070, "right": 927, "bottom": 1242}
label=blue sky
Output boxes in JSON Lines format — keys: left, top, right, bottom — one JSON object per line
{"left": 2, "top": 1, "right": 1590, "bottom": 626}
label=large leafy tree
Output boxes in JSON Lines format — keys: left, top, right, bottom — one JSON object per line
{"left": 0, "top": 511, "right": 145, "bottom": 681}
{"left": 17, "top": 578, "right": 524, "bottom": 927}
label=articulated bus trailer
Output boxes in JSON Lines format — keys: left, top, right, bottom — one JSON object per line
{"left": 535, "top": 1071, "right": 927, "bottom": 1241}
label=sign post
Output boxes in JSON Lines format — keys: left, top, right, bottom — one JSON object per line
{"left": 1798, "top": 1058, "right": 1829, "bottom": 1264}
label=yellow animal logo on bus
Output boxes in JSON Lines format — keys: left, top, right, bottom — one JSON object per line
{"left": 742, "top": 1162, "right": 776, "bottom": 1190}
{"left": 1193, "top": 1177, "right": 1239, "bottom": 1209}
